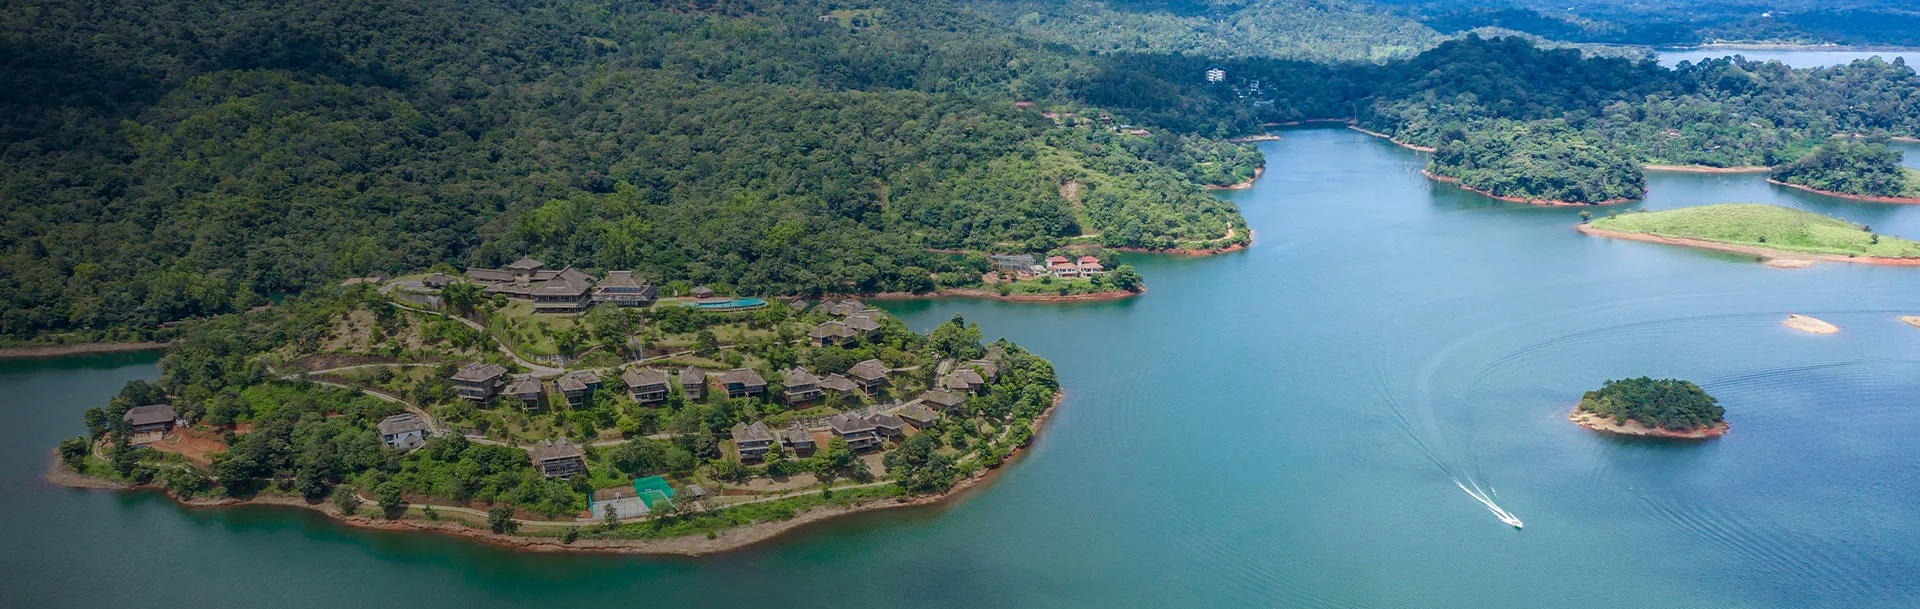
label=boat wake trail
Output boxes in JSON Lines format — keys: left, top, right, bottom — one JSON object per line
{"left": 1455, "top": 480, "right": 1523, "bottom": 529}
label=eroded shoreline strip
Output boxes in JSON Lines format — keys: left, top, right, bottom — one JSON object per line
{"left": 1576, "top": 223, "right": 1920, "bottom": 266}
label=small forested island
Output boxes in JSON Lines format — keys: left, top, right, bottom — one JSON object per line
{"left": 48, "top": 275, "right": 1066, "bottom": 554}
{"left": 1768, "top": 139, "right": 1920, "bottom": 203}
{"left": 1426, "top": 120, "right": 1646, "bottom": 205}
{"left": 1570, "top": 377, "right": 1727, "bottom": 439}
{"left": 1581, "top": 204, "right": 1920, "bottom": 265}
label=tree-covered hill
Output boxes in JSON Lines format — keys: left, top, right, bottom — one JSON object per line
{"left": 0, "top": 0, "right": 1254, "bottom": 341}
{"left": 1770, "top": 139, "right": 1920, "bottom": 199}
{"left": 1577, "top": 377, "right": 1723, "bottom": 432}
{"left": 961, "top": 0, "right": 1444, "bottom": 62}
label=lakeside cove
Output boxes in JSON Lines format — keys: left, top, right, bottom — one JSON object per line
{"left": 12, "top": 127, "right": 1920, "bottom": 608}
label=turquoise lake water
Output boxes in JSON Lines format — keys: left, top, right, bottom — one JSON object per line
{"left": 5, "top": 127, "right": 1920, "bottom": 608}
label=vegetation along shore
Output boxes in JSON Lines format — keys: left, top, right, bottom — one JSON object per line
{"left": 1581, "top": 204, "right": 1920, "bottom": 265}
{"left": 0, "top": 341, "right": 172, "bottom": 359}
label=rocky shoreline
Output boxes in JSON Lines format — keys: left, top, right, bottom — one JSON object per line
{"left": 1569, "top": 410, "right": 1728, "bottom": 439}
{"left": 0, "top": 341, "right": 170, "bottom": 359}
{"left": 1205, "top": 166, "right": 1264, "bottom": 190}
{"left": 863, "top": 287, "right": 1142, "bottom": 303}
{"left": 1577, "top": 223, "right": 1920, "bottom": 266}
{"left": 1766, "top": 179, "right": 1920, "bottom": 204}
{"left": 1642, "top": 164, "right": 1769, "bottom": 173}
{"left": 47, "top": 393, "right": 1066, "bottom": 556}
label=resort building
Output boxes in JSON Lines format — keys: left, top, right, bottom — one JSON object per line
{"left": 844, "top": 314, "right": 881, "bottom": 337}
{"left": 422, "top": 273, "right": 455, "bottom": 289}
{"left": 679, "top": 366, "right": 707, "bottom": 400}
{"left": 529, "top": 267, "right": 597, "bottom": 314}
{"left": 591, "top": 270, "right": 657, "bottom": 307}
{"left": 967, "top": 359, "right": 999, "bottom": 381}
{"left": 1076, "top": 255, "right": 1105, "bottom": 275}
{"left": 819, "top": 373, "right": 859, "bottom": 398}
{"left": 826, "top": 413, "right": 881, "bottom": 451}
{"left": 122, "top": 404, "right": 177, "bottom": 435}
{"left": 808, "top": 321, "right": 856, "bottom": 347}
{"left": 1206, "top": 65, "right": 1226, "bottom": 82}
{"left": 822, "top": 299, "right": 867, "bottom": 317}
{"left": 780, "top": 367, "right": 824, "bottom": 404}
{"left": 623, "top": 368, "right": 671, "bottom": 404}
{"left": 451, "top": 362, "right": 508, "bottom": 403}
{"left": 377, "top": 413, "right": 430, "bottom": 451}
{"left": 848, "top": 359, "right": 890, "bottom": 392}
{"left": 919, "top": 389, "right": 965, "bottom": 413}
{"left": 782, "top": 422, "right": 816, "bottom": 453}
{"left": 506, "top": 376, "right": 545, "bottom": 410}
{"left": 732, "top": 421, "right": 776, "bottom": 460}
{"left": 896, "top": 403, "right": 940, "bottom": 428}
{"left": 943, "top": 368, "right": 986, "bottom": 394}
{"left": 1045, "top": 255, "right": 1079, "bottom": 278}
{"left": 720, "top": 368, "right": 767, "bottom": 398}
{"left": 532, "top": 439, "right": 586, "bottom": 478}
{"left": 558, "top": 370, "right": 601, "bottom": 407}
{"left": 868, "top": 412, "right": 907, "bottom": 439}
{"left": 690, "top": 285, "right": 715, "bottom": 298}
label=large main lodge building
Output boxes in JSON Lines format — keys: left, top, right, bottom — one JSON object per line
{"left": 463, "top": 257, "right": 657, "bottom": 314}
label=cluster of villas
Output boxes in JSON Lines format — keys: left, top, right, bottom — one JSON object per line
{"left": 988, "top": 254, "right": 1107, "bottom": 280}
{"left": 729, "top": 356, "right": 1002, "bottom": 460}
{"left": 806, "top": 298, "right": 886, "bottom": 346}
{"left": 430, "top": 256, "right": 658, "bottom": 314}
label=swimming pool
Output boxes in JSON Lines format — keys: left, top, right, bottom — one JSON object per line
{"left": 683, "top": 297, "right": 767, "bottom": 310}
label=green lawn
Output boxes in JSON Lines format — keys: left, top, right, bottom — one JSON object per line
{"left": 1589, "top": 203, "right": 1920, "bottom": 258}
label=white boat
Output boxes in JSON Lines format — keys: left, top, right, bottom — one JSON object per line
{"left": 1499, "top": 513, "right": 1524, "bottom": 529}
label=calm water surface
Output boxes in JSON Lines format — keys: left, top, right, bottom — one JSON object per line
{"left": 1659, "top": 48, "right": 1919, "bottom": 67}
{"left": 6, "top": 128, "right": 1920, "bottom": 608}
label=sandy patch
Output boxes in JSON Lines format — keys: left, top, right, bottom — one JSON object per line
{"left": 0, "top": 342, "right": 170, "bottom": 359}
{"left": 1425, "top": 171, "right": 1636, "bottom": 206}
{"left": 1569, "top": 410, "right": 1727, "bottom": 439}
{"left": 1642, "top": 164, "right": 1769, "bottom": 173}
{"left": 1899, "top": 316, "right": 1920, "bottom": 330}
{"left": 1763, "top": 258, "right": 1813, "bottom": 269}
{"left": 1204, "top": 166, "right": 1264, "bottom": 190}
{"left": 1768, "top": 179, "right": 1920, "bottom": 204}
{"left": 1782, "top": 314, "right": 1839, "bottom": 335}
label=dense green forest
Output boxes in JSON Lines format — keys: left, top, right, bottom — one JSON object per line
{"left": 0, "top": 0, "right": 1254, "bottom": 342}
{"left": 1576, "top": 377, "right": 1723, "bottom": 432}
{"left": 12, "top": 0, "right": 1920, "bottom": 338}
{"left": 961, "top": 0, "right": 1442, "bottom": 62}
{"left": 1429, "top": 120, "right": 1644, "bottom": 203}
{"left": 1770, "top": 139, "right": 1920, "bottom": 199}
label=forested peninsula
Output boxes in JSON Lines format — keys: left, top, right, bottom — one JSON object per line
{"left": 50, "top": 284, "right": 1065, "bottom": 553}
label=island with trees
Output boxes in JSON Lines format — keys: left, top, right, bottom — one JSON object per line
{"left": 1579, "top": 204, "right": 1920, "bottom": 265}
{"left": 1569, "top": 377, "right": 1727, "bottom": 439}
{"left": 1768, "top": 139, "right": 1920, "bottom": 203}
{"left": 47, "top": 279, "right": 1066, "bottom": 555}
